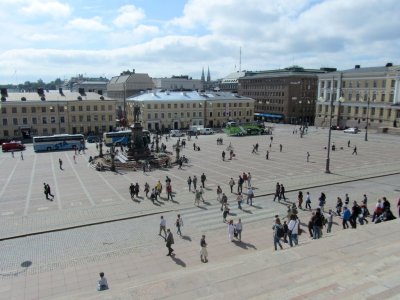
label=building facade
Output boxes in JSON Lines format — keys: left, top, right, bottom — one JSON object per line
{"left": 153, "top": 76, "right": 203, "bottom": 91}
{"left": 0, "top": 88, "right": 116, "bottom": 139}
{"left": 238, "top": 67, "right": 331, "bottom": 124}
{"left": 219, "top": 71, "right": 245, "bottom": 92}
{"left": 315, "top": 64, "right": 400, "bottom": 129}
{"left": 126, "top": 91, "right": 255, "bottom": 131}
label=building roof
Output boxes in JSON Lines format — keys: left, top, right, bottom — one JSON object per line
{"left": 127, "top": 90, "right": 254, "bottom": 102}
{"left": 318, "top": 65, "right": 400, "bottom": 78}
{"left": 1, "top": 91, "right": 114, "bottom": 103}
{"left": 240, "top": 67, "right": 327, "bottom": 80}
{"left": 221, "top": 71, "right": 246, "bottom": 84}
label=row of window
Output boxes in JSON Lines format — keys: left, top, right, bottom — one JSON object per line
{"left": 1, "top": 105, "right": 114, "bottom": 114}
{"left": 145, "top": 110, "right": 253, "bottom": 120}
{"left": 322, "top": 92, "right": 394, "bottom": 102}
{"left": 142, "top": 102, "right": 251, "bottom": 109}
{"left": 321, "top": 79, "right": 396, "bottom": 89}
{"left": 2, "top": 115, "right": 113, "bottom": 126}
{"left": 242, "top": 91, "right": 285, "bottom": 97}
{"left": 3, "top": 125, "right": 110, "bottom": 138}
{"left": 318, "top": 105, "right": 395, "bottom": 117}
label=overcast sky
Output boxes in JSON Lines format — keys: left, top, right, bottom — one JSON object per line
{"left": 1, "top": 0, "right": 399, "bottom": 84}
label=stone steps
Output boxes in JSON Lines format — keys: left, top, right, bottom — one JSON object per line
{"left": 53, "top": 219, "right": 400, "bottom": 300}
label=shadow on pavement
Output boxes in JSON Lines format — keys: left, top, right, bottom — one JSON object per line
{"left": 181, "top": 235, "right": 192, "bottom": 242}
{"left": 232, "top": 240, "right": 257, "bottom": 250}
{"left": 171, "top": 254, "right": 186, "bottom": 267}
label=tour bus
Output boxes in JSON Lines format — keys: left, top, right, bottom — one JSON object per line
{"left": 103, "top": 130, "right": 131, "bottom": 146}
{"left": 33, "top": 134, "right": 85, "bottom": 152}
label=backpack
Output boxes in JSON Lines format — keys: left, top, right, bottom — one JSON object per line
{"left": 276, "top": 226, "right": 284, "bottom": 238}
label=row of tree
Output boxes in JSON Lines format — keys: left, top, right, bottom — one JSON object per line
{"left": 1, "top": 78, "right": 64, "bottom": 92}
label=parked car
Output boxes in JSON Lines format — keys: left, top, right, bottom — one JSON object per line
{"left": 344, "top": 127, "right": 359, "bottom": 134}
{"left": 199, "top": 128, "right": 215, "bottom": 135}
{"left": 2, "top": 141, "right": 26, "bottom": 152}
{"left": 170, "top": 130, "right": 185, "bottom": 137}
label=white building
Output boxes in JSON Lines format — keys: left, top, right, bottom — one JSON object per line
{"left": 153, "top": 76, "right": 203, "bottom": 91}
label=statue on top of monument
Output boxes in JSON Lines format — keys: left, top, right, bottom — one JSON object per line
{"left": 133, "top": 105, "right": 141, "bottom": 123}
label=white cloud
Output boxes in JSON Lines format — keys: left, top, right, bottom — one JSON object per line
{"left": 66, "top": 17, "right": 109, "bottom": 31}
{"left": 132, "top": 25, "right": 160, "bottom": 39}
{"left": 113, "top": 4, "right": 145, "bottom": 28}
{"left": 19, "top": 0, "right": 71, "bottom": 18}
{"left": 22, "top": 33, "right": 61, "bottom": 42}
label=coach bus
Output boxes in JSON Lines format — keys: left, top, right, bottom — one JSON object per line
{"left": 103, "top": 130, "right": 151, "bottom": 147}
{"left": 33, "top": 134, "right": 85, "bottom": 152}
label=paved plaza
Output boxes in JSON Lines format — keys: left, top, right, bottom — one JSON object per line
{"left": 0, "top": 124, "right": 399, "bottom": 299}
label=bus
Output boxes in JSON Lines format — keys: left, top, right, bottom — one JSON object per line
{"left": 103, "top": 130, "right": 151, "bottom": 147}
{"left": 103, "top": 130, "right": 131, "bottom": 146}
{"left": 33, "top": 134, "right": 85, "bottom": 152}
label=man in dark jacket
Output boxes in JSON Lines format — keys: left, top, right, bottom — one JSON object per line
{"left": 165, "top": 229, "right": 174, "bottom": 256}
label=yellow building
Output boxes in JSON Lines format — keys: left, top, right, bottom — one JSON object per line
{"left": 126, "top": 90, "right": 255, "bottom": 131}
{"left": 315, "top": 64, "right": 400, "bottom": 130}
{"left": 0, "top": 88, "right": 116, "bottom": 139}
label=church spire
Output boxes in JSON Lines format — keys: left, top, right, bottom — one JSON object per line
{"left": 201, "top": 67, "right": 205, "bottom": 82}
{"left": 207, "top": 66, "right": 211, "bottom": 82}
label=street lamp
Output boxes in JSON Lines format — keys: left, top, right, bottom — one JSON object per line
{"left": 319, "top": 86, "right": 334, "bottom": 174}
{"left": 365, "top": 91, "right": 371, "bottom": 141}
{"left": 336, "top": 95, "right": 345, "bottom": 128}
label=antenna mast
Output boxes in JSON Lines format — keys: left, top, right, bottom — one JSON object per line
{"left": 239, "top": 47, "right": 242, "bottom": 72}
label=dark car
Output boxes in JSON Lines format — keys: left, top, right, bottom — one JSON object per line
{"left": 87, "top": 136, "right": 100, "bottom": 143}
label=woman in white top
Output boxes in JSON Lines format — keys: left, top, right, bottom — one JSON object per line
{"left": 228, "top": 220, "right": 235, "bottom": 241}
{"left": 287, "top": 214, "right": 299, "bottom": 247}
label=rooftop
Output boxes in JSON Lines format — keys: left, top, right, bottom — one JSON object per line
{"left": 0, "top": 91, "right": 113, "bottom": 102}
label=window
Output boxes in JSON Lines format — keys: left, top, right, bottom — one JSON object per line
{"left": 382, "top": 80, "right": 386, "bottom": 88}
{"left": 365, "top": 81, "right": 369, "bottom": 88}
{"left": 347, "top": 107, "right": 351, "bottom": 113}
{"left": 192, "top": 103, "right": 196, "bottom": 108}
{"left": 161, "top": 113, "right": 165, "bottom": 118}
{"left": 193, "top": 112, "right": 197, "bottom": 117}
{"left": 348, "top": 93, "right": 352, "bottom": 100}
{"left": 364, "top": 94, "right": 368, "bottom": 102}
{"left": 72, "top": 116, "right": 76, "bottom": 122}
{"left": 154, "top": 104, "right": 158, "bottom": 109}
{"left": 50, "top": 106, "right": 55, "bottom": 112}
{"left": 381, "top": 93, "right": 385, "bottom": 102}
{"left": 168, "top": 104, "right": 171, "bottom": 109}
{"left": 342, "top": 81, "right": 346, "bottom": 88}
{"left": 373, "top": 81, "right": 377, "bottom": 88}
{"left": 199, "top": 112, "right": 202, "bottom": 117}
{"left": 372, "top": 93, "right": 377, "bottom": 101}
{"left": 94, "top": 105, "right": 98, "bottom": 111}
{"left": 22, "top": 117, "right": 28, "bottom": 125}
{"left": 363, "top": 107, "right": 367, "bottom": 114}
{"left": 391, "top": 80, "right": 395, "bottom": 88}
{"left": 147, "top": 113, "right": 151, "bottom": 119}
{"left": 109, "top": 115, "right": 113, "bottom": 121}
{"left": 32, "top": 117, "right": 37, "bottom": 124}
{"left": 79, "top": 106, "right": 83, "bottom": 111}
{"left": 1, "top": 107, "right": 6, "bottom": 114}
{"left": 12, "top": 118, "right": 17, "bottom": 125}
{"left": 168, "top": 113, "right": 171, "bottom": 118}
{"left": 52, "top": 128, "right": 57, "bottom": 134}
{"left": 187, "top": 112, "right": 190, "bottom": 117}
{"left": 22, "top": 107, "right": 27, "bottom": 113}
{"left": 356, "top": 81, "right": 360, "bottom": 88}
{"left": 4, "top": 130, "right": 9, "bottom": 137}
{"left": 51, "top": 117, "right": 56, "bottom": 123}
{"left": 12, "top": 107, "right": 17, "bottom": 113}
{"left": 390, "top": 93, "right": 394, "bottom": 102}
{"left": 379, "top": 108, "right": 383, "bottom": 116}
{"left": 60, "top": 116, "right": 65, "bottom": 123}
{"left": 101, "top": 105, "right": 105, "bottom": 111}
{"left": 161, "top": 104, "right": 164, "bottom": 109}
{"left": 2, "top": 119, "right": 7, "bottom": 125}
{"left": 79, "top": 115, "right": 84, "bottom": 122}
{"left": 101, "top": 115, "right": 105, "bottom": 121}
{"left": 87, "top": 115, "right": 91, "bottom": 122}
{"left": 155, "top": 113, "right": 158, "bottom": 119}
{"left": 371, "top": 108, "right": 375, "bottom": 115}
{"left": 94, "top": 115, "right": 98, "bottom": 121}
{"left": 86, "top": 105, "right": 91, "bottom": 111}
{"left": 42, "top": 117, "right": 47, "bottom": 124}
{"left": 349, "top": 81, "right": 353, "bottom": 88}
{"left": 108, "top": 105, "right": 112, "bottom": 111}
{"left": 71, "top": 106, "right": 75, "bottom": 112}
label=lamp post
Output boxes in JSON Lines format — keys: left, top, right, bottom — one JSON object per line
{"left": 336, "top": 94, "right": 345, "bottom": 128}
{"left": 319, "top": 82, "right": 334, "bottom": 174}
{"left": 365, "top": 92, "right": 370, "bottom": 141}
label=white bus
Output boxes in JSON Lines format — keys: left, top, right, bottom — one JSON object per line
{"left": 33, "top": 134, "right": 85, "bottom": 152}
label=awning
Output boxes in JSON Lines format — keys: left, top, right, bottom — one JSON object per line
{"left": 254, "top": 113, "right": 284, "bottom": 119}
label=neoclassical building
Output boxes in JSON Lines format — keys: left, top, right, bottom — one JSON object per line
{"left": 315, "top": 64, "right": 400, "bottom": 129}
{"left": 0, "top": 88, "right": 116, "bottom": 139}
{"left": 126, "top": 90, "right": 255, "bottom": 131}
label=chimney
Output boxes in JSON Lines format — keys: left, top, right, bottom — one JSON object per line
{"left": 37, "top": 87, "right": 44, "bottom": 95}
{"left": 386, "top": 62, "right": 393, "bottom": 67}
{"left": 59, "top": 87, "right": 64, "bottom": 96}
{"left": 97, "top": 90, "right": 103, "bottom": 95}
{"left": 78, "top": 87, "right": 85, "bottom": 96}
{"left": 355, "top": 65, "right": 360, "bottom": 69}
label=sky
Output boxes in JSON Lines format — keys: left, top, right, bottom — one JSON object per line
{"left": 0, "top": 0, "right": 399, "bottom": 84}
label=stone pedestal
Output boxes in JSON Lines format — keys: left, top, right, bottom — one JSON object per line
{"left": 125, "top": 122, "right": 151, "bottom": 160}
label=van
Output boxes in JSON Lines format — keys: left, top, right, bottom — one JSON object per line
{"left": 170, "top": 130, "right": 185, "bottom": 137}
{"left": 2, "top": 141, "right": 26, "bottom": 152}
{"left": 200, "top": 128, "right": 215, "bottom": 135}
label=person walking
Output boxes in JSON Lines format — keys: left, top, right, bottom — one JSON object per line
{"left": 272, "top": 218, "right": 284, "bottom": 251}
{"left": 44, "top": 183, "right": 50, "bottom": 200}
{"left": 222, "top": 203, "right": 230, "bottom": 222}
{"left": 348, "top": 140, "right": 351, "bottom": 148}
{"left": 193, "top": 175, "right": 198, "bottom": 190}
{"left": 187, "top": 176, "right": 192, "bottom": 192}
{"left": 298, "top": 191, "right": 303, "bottom": 209}
{"left": 235, "top": 219, "right": 243, "bottom": 242}
{"left": 165, "top": 229, "right": 174, "bottom": 256}
{"left": 342, "top": 206, "right": 351, "bottom": 229}
{"left": 200, "top": 235, "right": 208, "bottom": 263}
{"left": 279, "top": 144, "right": 283, "bottom": 152}
{"left": 229, "top": 178, "right": 235, "bottom": 193}
{"left": 312, "top": 208, "right": 324, "bottom": 239}
{"left": 59, "top": 158, "right": 63, "bottom": 170}
{"left": 236, "top": 192, "right": 243, "bottom": 210}
{"left": 200, "top": 173, "right": 206, "bottom": 188}
{"left": 73, "top": 155, "right": 76, "bottom": 163}
{"left": 220, "top": 193, "right": 228, "bottom": 210}
{"left": 280, "top": 184, "right": 286, "bottom": 201}
{"left": 166, "top": 184, "right": 173, "bottom": 201}
{"left": 222, "top": 151, "right": 226, "bottom": 161}
{"left": 246, "top": 186, "right": 254, "bottom": 206}
{"left": 20, "top": 152, "right": 24, "bottom": 160}
{"left": 305, "top": 192, "right": 312, "bottom": 210}
{"left": 288, "top": 214, "right": 299, "bottom": 247}
{"left": 228, "top": 220, "right": 235, "bottom": 242}
{"left": 266, "top": 150, "right": 269, "bottom": 160}
{"left": 247, "top": 172, "right": 252, "bottom": 187}
{"left": 216, "top": 185, "right": 222, "bottom": 202}
{"left": 273, "top": 182, "right": 280, "bottom": 202}
{"left": 307, "top": 152, "right": 310, "bottom": 162}
{"left": 319, "top": 192, "right": 326, "bottom": 211}
{"left": 46, "top": 183, "right": 54, "bottom": 200}
{"left": 326, "top": 209, "right": 334, "bottom": 233}
{"left": 159, "top": 216, "right": 167, "bottom": 239}
{"left": 175, "top": 214, "right": 183, "bottom": 236}
{"left": 352, "top": 146, "right": 357, "bottom": 155}
{"left": 129, "top": 183, "right": 135, "bottom": 199}
{"left": 237, "top": 176, "right": 243, "bottom": 193}
{"left": 144, "top": 182, "right": 150, "bottom": 198}
{"left": 194, "top": 189, "right": 201, "bottom": 206}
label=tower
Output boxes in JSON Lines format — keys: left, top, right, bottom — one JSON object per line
{"left": 207, "top": 66, "right": 211, "bottom": 82}
{"left": 201, "top": 67, "right": 205, "bottom": 82}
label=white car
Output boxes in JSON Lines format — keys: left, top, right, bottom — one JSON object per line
{"left": 170, "top": 130, "right": 185, "bottom": 137}
{"left": 344, "top": 128, "right": 359, "bottom": 134}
